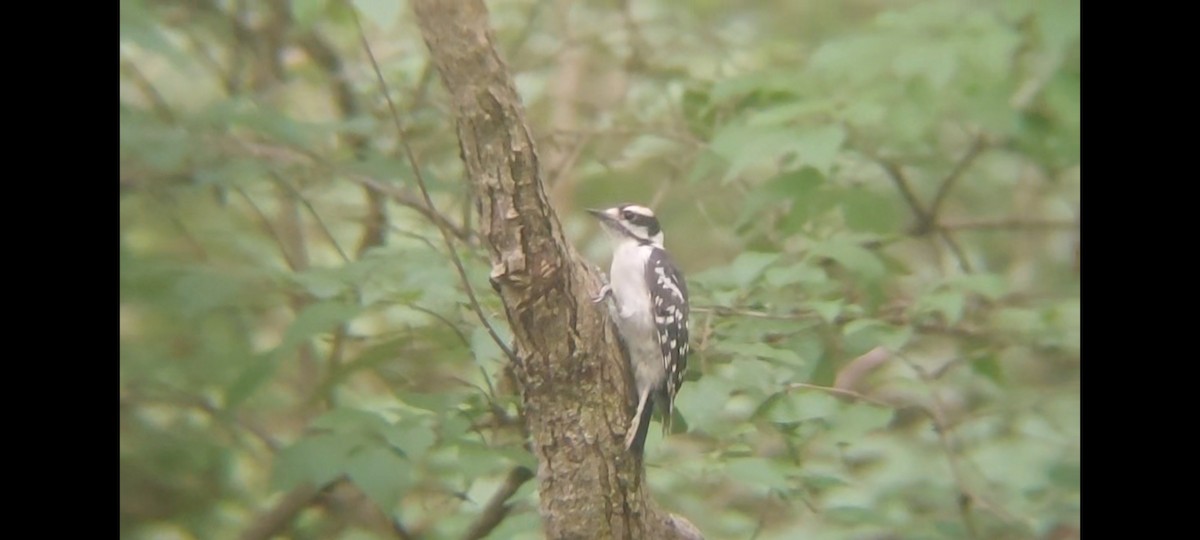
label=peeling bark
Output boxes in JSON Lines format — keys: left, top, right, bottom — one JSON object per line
{"left": 411, "top": 2, "right": 701, "bottom": 538}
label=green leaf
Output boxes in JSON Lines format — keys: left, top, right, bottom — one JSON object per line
{"left": 384, "top": 418, "right": 437, "bottom": 459}
{"left": 119, "top": 0, "right": 191, "bottom": 68}
{"left": 800, "top": 470, "right": 850, "bottom": 490}
{"left": 826, "top": 404, "right": 893, "bottom": 443}
{"left": 311, "top": 407, "right": 392, "bottom": 435}
{"left": 948, "top": 273, "right": 1008, "bottom": 301}
{"left": 709, "top": 124, "right": 845, "bottom": 183}
{"left": 893, "top": 43, "right": 957, "bottom": 89}
{"left": 709, "top": 125, "right": 791, "bottom": 183}
{"left": 490, "top": 445, "right": 539, "bottom": 472}
{"left": 173, "top": 269, "right": 248, "bottom": 317}
{"left": 717, "top": 358, "right": 784, "bottom": 396}
{"left": 1037, "top": 0, "right": 1081, "bottom": 53}
{"left": 915, "top": 290, "right": 965, "bottom": 325}
{"left": 825, "top": 506, "right": 882, "bottom": 525}
{"left": 292, "top": 0, "right": 328, "bottom": 28}
{"left": 225, "top": 301, "right": 357, "bottom": 408}
{"left": 791, "top": 125, "right": 846, "bottom": 175}
{"left": 486, "top": 511, "right": 541, "bottom": 540}
{"left": 278, "top": 301, "right": 361, "bottom": 356}
{"left": 353, "top": 0, "right": 402, "bottom": 29}
{"left": 729, "top": 251, "right": 781, "bottom": 288}
{"left": 397, "top": 390, "right": 463, "bottom": 414}
{"left": 805, "top": 299, "right": 843, "bottom": 324}
{"left": 673, "top": 376, "right": 733, "bottom": 433}
{"left": 969, "top": 352, "right": 1005, "bottom": 384}
{"left": 809, "top": 238, "right": 886, "bottom": 282}
{"left": 225, "top": 353, "right": 279, "bottom": 409}
{"left": 725, "top": 457, "right": 797, "bottom": 492}
{"left": 838, "top": 188, "right": 903, "bottom": 234}
{"left": 1048, "top": 462, "right": 1080, "bottom": 489}
{"left": 119, "top": 114, "right": 191, "bottom": 173}
{"left": 989, "top": 307, "right": 1042, "bottom": 336}
{"left": 746, "top": 100, "right": 838, "bottom": 127}
{"left": 452, "top": 441, "right": 512, "bottom": 480}
{"left": 737, "top": 168, "right": 825, "bottom": 230}
{"left": 345, "top": 445, "right": 410, "bottom": 511}
{"left": 470, "top": 324, "right": 511, "bottom": 383}
{"left": 765, "top": 391, "right": 839, "bottom": 423}
{"left": 735, "top": 342, "right": 805, "bottom": 366}
{"left": 842, "top": 318, "right": 912, "bottom": 351}
{"left": 292, "top": 267, "right": 351, "bottom": 300}
{"left": 272, "top": 432, "right": 359, "bottom": 491}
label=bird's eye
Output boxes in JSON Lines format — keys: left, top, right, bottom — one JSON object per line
{"left": 621, "top": 210, "right": 634, "bottom": 220}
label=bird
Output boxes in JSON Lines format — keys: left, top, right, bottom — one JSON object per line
{"left": 588, "top": 204, "right": 689, "bottom": 453}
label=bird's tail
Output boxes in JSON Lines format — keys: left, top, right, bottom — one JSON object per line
{"left": 624, "top": 389, "right": 655, "bottom": 454}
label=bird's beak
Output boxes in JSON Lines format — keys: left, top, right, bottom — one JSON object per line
{"left": 587, "top": 208, "right": 614, "bottom": 223}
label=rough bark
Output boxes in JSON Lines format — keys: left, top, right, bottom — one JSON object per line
{"left": 411, "top": 2, "right": 701, "bottom": 539}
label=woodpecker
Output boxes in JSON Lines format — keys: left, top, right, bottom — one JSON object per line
{"left": 589, "top": 204, "right": 689, "bottom": 453}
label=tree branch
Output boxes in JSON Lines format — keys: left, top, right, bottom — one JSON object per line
{"left": 119, "top": 57, "right": 175, "bottom": 122}
{"left": 349, "top": 175, "right": 474, "bottom": 243}
{"left": 898, "top": 356, "right": 1022, "bottom": 531}
{"left": 238, "top": 482, "right": 330, "bottom": 540}
{"left": 939, "top": 217, "right": 1079, "bottom": 231}
{"left": 461, "top": 466, "right": 535, "bottom": 540}
{"left": 873, "top": 154, "right": 932, "bottom": 232}
{"left": 410, "top": 1, "right": 702, "bottom": 538}
{"left": 928, "top": 135, "right": 987, "bottom": 222}
{"left": 233, "top": 186, "right": 301, "bottom": 272}
{"left": 354, "top": 8, "right": 516, "bottom": 364}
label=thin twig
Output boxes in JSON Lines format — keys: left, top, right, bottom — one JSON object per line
{"left": 392, "top": 517, "right": 417, "bottom": 540}
{"left": 546, "top": 131, "right": 591, "bottom": 188}
{"left": 785, "top": 382, "right": 896, "bottom": 409}
{"left": 691, "top": 305, "right": 992, "bottom": 341}
{"left": 288, "top": 22, "right": 390, "bottom": 258}
{"left": 692, "top": 305, "right": 820, "bottom": 321}
{"left": 353, "top": 7, "right": 518, "bottom": 363}
{"left": 937, "top": 228, "right": 974, "bottom": 273}
{"left": 873, "top": 155, "right": 932, "bottom": 232}
{"left": 928, "top": 135, "right": 987, "bottom": 222}
{"left": 184, "top": 31, "right": 236, "bottom": 94}
{"left": 460, "top": 466, "right": 535, "bottom": 540}
{"left": 270, "top": 172, "right": 352, "bottom": 263}
{"left": 232, "top": 138, "right": 471, "bottom": 245}
{"left": 239, "top": 482, "right": 336, "bottom": 540}
{"left": 503, "top": 0, "right": 549, "bottom": 60}
{"left": 234, "top": 186, "right": 301, "bottom": 271}
{"left": 227, "top": 0, "right": 251, "bottom": 92}
{"left": 697, "top": 309, "right": 714, "bottom": 352}
{"left": 119, "top": 57, "right": 175, "bottom": 122}
{"left": 409, "top": 60, "right": 437, "bottom": 111}
{"left": 409, "top": 303, "right": 501, "bottom": 408}
{"left": 897, "top": 355, "right": 1021, "bottom": 531}
{"left": 618, "top": 0, "right": 649, "bottom": 69}
{"left": 142, "top": 189, "right": 210, "bottom": 261}
{"left": 548, "top": 127, "right": 705, "bottom": 148}
{"left": 940, "top": 218, "right": 1079, "bottom": 231}
{"left": 123, "top": 385, "right": 281, "bottom": 453}
{"left": 350, "top": 175, "right": 474, "bottom": 242}
{"left": 409, "top": 304, "right": 471, "bottom": 348}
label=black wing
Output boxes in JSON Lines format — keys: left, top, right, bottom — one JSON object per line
{"left": 645, "top": 247, "right": 689, "bottom": 420}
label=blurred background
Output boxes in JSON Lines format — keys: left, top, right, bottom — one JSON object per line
{"left": 119, "top": 0, "right": 1080, "bottom": 539}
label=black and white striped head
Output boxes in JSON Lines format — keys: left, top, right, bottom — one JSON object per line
{"left": 587, "top": 204, "right": 664, "bottom": 247}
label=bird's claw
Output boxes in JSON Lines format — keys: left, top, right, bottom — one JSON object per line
{"left": 592, "top": 284, "right": 612, "bottom": 304}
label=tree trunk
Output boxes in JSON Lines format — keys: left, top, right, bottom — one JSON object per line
{"left": 411, "top": 2, "right": 701, "bottom": 539}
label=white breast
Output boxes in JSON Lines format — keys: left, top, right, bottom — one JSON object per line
{"left": 609, "top": 242, "right": 655, "bottom": 330}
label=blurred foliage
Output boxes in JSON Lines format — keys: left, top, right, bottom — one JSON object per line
{"left": 120, "top": 0, "right": 1079, "bottom": 539}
